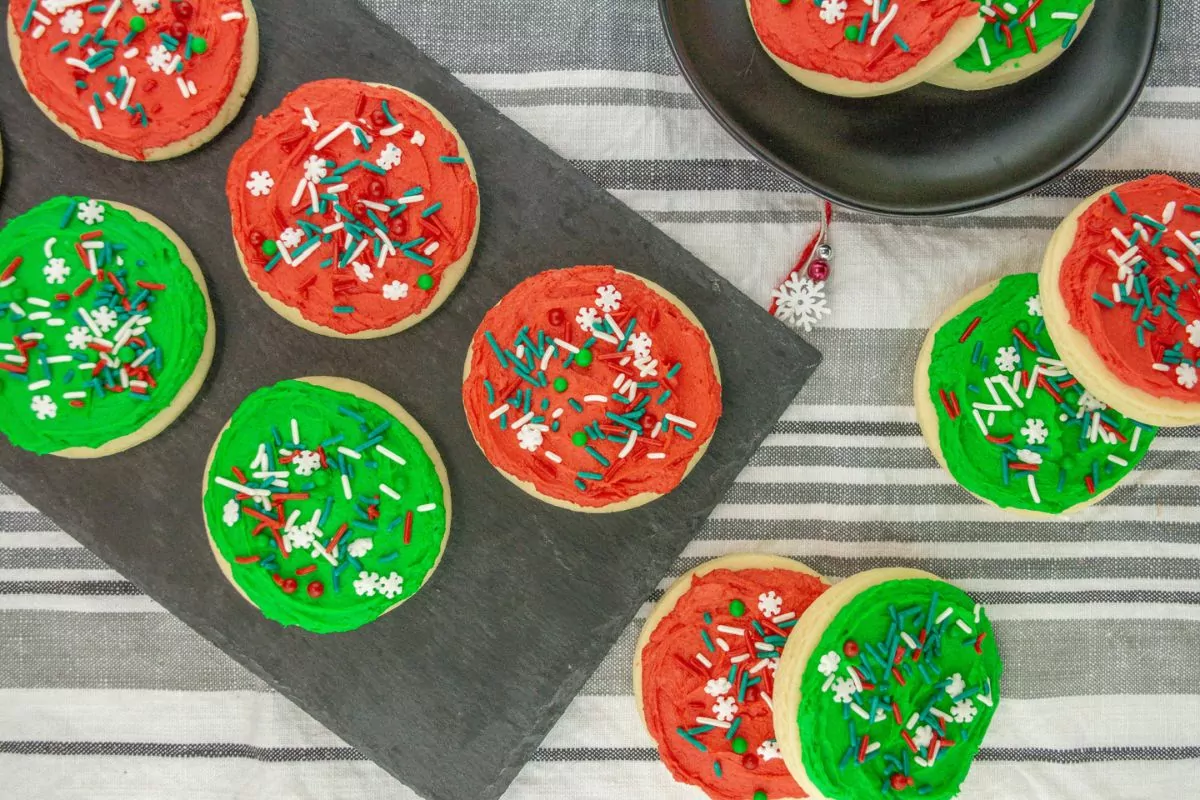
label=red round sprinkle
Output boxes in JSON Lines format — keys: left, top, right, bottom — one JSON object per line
{"left": 890, "top": 774, "right": 911, "bottom": 791}
{"left": 248, "top": 230, "right": 265, "bottom": 247}
{"left": 367, "top": 180, "right": 386, "bottom": 199}
{"left": 808, "top": 259, "right": 830, "bottom": 282}
{"left": 173, "top": 1, "right": 194, "bottom": 20}
{"left": 168, "top": 21, "right": 188, "bottom": 40}
{"left": 307, "top": 581, "right": 325, "bottom": 598}
{"left": 281, "top": 578, "right": 298, "bottom": 594}
{"left": 548, "top": 308, "right": 565, "bottom": 326}
{"left": 741, "top": 753, "right": 758, "bottom": 771}
{"left": 843, "top": 640, "right": 859, "bottom": 657}
{"left": 370, "top": 110, "right": 388, "bottom": 128}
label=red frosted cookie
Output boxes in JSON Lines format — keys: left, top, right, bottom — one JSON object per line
{"left": 745, "top": 0, "right": 982, "bottom": 97}
{"left": 634, "top": 554, "right": 829, "bottom": 800}
{"left": 226, "top": 79, "right": 480, "bottom": 338}
{"left": 462, "top": 266, "right": 721, "bottom": 512}
{"left": 7, "top": 0, "right": 258, "bottom": 160}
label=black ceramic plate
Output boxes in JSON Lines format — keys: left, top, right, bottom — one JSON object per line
{"left": 659, "top": 0, "right": 1160, "bottom": 216}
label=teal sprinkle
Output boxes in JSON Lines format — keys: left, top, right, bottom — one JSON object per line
{"left": 380, "top": 100, "right": 398, "bottom": 126}
{"left": 333, "top": 305, "right": 355, "bottom": 314}
{"left": 1109, "top": 191, "right": 1128, "bottom": 214}
{"left": 584, "top": 446, "right": 609, "bottom": 466}
{"left": 50, "top": 40, "right": 69, "bottom": 53}
{"left": 439, "top": 156, "right": 465, "bottom": 163}
{"left": 893, "top": 34, "right": 910, "bottom": 51}
{"left": 421, "top": 202, "right": 443, "bottom": 218}
{"left": 573, "top": 478, "right": 586, "bottom": 492}
{"left": 675, "top": 728, "right": 707, "bottom": 752}
{"left": 568, "top": 398, "right": 584, "bottom": 413}
{"left": 578, "top": 471, "right": 604, "bottom": 481}
{"left": 701, "top": 629, "right": 715, "bottom": 652}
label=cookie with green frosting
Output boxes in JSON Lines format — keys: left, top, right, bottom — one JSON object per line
{"left": 0, "top": 196, "right": 213, "bottom": 457}
{"left": 773, "top": 568, "right": 1002, "bottom": 800}
{"left": 201, "top": 377, "right": 451, "bottom": 634}
{"left": 915, "top": 273, "right": 1156, "bottom": 515}
{"left": 928, "top": 1, "right": 1094, "bottom": 91}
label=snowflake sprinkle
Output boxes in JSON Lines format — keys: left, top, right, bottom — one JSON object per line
{"left": 1177, "top": 363, "right": 1198, "bottom": 390}
{"left": 64, "top": 326, "right": 91, "bottom": 350}
{"left": 353, "top": 262, "right": 374, "bottom": 283}
{"left": 594, "top": 284, "right": 622, "bottom": 313}
{"left": 712, "top": 695, "right": 739, "bottom": 722}
{"left": 278, "top": 227, "right": 305, "bottom": 249}
{"left": 30, "top": 395, "right": 57, "bottom": 420}
{"left": 817, "top": 650, "right": 841, "bottom": 677}
{"left": 145, "top": 44, "right": 174, "bottom": 74}
{"left": 950, "top": 698, "right": 978, "bottom": 724}
{"left": 757, "top": 739, "right": 782, "bottom": 761}
{"left": 222, "top": 500, "right": 240, "bottom": 527}
{"left": 1026, "top": 295, "right": 1044, "bottom": 317}
{"left": 831, "top": 676, "right": 856, "bottom": 704}
{"left": 575, "top": 306, "right": 600, "bottom": 333}
{"left": 1020, "top": 417, "right": 1049, "bottom": 445}
{"left": 91, "top": 306, "right": 118, "bottom": 333}
{"left": 347, "top": 538, "right": 374, "bottom": 558}
{"left": 302, "top": 155, "right": 328, "bottom": 184}
{"left": 913, "top": 724, "right": 935, "bottom": 749}
{"left": 819, "top": 0, "right": 848, "bottom": 24}
{"left": 353, "top": 571, "right": 382, "bottom": 597}
{"left": 382, "top": 280, "right": 409, "bottom": 301}
{"left": 376, "top": 143, "right": 403, "bottom": 171}
{"left": 59, "top": 9, "right": 83, "bottom": 34}
{"left": 516, "top": 425, "right": 543, "bottom": 452}
{"left": 377, "top": 571, "right": 404, "bottom": 599}
{"left": 757, "top": 590, "right": 783, "bottom": 617}
{"left": 76, "top": 199, "right": 105, "bottom": 225}
{"left": 132, "top": 0, "right": 160, "bottom": 12}
{"left": 42, "top": 257, "right": 70, "bottom": 285}
{"left": 771, "top": 275, "right": 831, "bottom": 333}
{"left": 245, "top": 170, "right": 275, "bottom": 197}
{"left": 994, "top": 346, "right": 1020, "bottom": 373}
{"left": 1187, "top": 320, "right": 1200, "bottom": 348}
{"left": 291, "top": 450, "right": 322, "bottom": 476}
{"left": 704, "top": 677, "right": 733, "bottom": 697}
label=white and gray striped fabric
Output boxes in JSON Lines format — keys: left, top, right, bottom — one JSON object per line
{"left": 4, "top": 1, "right": 1199, "bottom": 798}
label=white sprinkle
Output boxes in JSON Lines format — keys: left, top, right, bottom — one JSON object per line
{"left": 417, "top": 503, "right": 437, "bottom": 512}
{"left": 551, "top": 408, "right": 563, "bottom": 420}
{"left": 214, "top": 477, "right": 269, "bottom": 497}
{"left": 341, "top": 473, "right": 353, "bottom": 500}
{"left": 930, "top": 707, "right": 953, "bottom": 721}
{"left": 290, "top": 419, "right": 301, "bottom": 445}
{"left": 869, "top": 1, "right": 898, "bottom": 46}
{"left": 1108, "top": 455, "right": 1129, "bottom": 467}
{"left": 376, "top": 445, "right": 407, "bottom": 465}
{"left": 716, "top": 625, "right": 744, "bottom": 635}
{"left": 695, "top": 654, "right": 712, "bottom": 669}
{"left": 27, "top": 380, "right": 50, "bottom": 391}
{"left": 1027, "top": 474, "right": 1041, "bottom": 505}
{"left": 851, "top": 703, "right": 870, "bottom": 720}
{"left": 651, "top": 421, "right": 662, "bottom": 438}
{"left": 46, "top": 318, "right": 65, "bottom": 327}
{"left": 849, "top": 669, "right": 863, "bottom": 692}
{"left": 66, "top": 58, "right": 93, "bottom": 74}
{"left": 977, "top": 37, "right": 991, "bottom": 67}
{"left": 760, "top": 692, "right": 773, "bottom": 711}
{"left": 906, "top": 713, "right": 920, "bottom": 730}
{"left": 290, "top": 239, "right": 322, "bottom": 267}
{"left": 337, "top": 446, "right": 362, "bottom": 460}
{"left": 290, "top": 178, "right": 309, "bottom": 208}
{"left": 1163, "top": 201, "right": 1177, "bottom": 224}
{"left": 88, "top": 105, "right": 102, "bottom": 130}
{"left": 553, "top": 338, "right": 579, "bottom": 353}
{"left": 618, "top": 430, "right": 638, "bottom": 459}
{"left": 716, "top": 637, "right": 730, "bottom": 652}
{"left": 583, "top": 394, "right": 607, "bottom": 403}
{"left": 956, "top": 619, "right": 974, "bottom": 634}
{"left": 380, "top": 123, "right": 404, "bottom": 136}
{"left": 379, "top": 484, "right": 401, "bottom": 501}
{"left": 730, "top": 654, "right": 750, "bottom": 664}
{"left": 1167, "top": 257, "right": 1188, "bottom": 273}
{"left": 695, "top": 716, "right": 728, "bottom": 729}
{"left": 665, "top": 413, "right": 697, "bottom": 429}
{"left": 772, "top": 612, "right": 795, "bottom": 623}
{"left": 315, "top": 121, "right": 353, "bottom": 150}
{"left": 119, "top": 75, "right": 135, "bottom": 110}
{"left": 1050, "top": 11, "right": 1079, "bottom": 19}
{"left": 1131, "top": 427, "right": 1142, "bottom": 452}
{"left": 123, "top": 48, "right": 138, "bottom": 59}
{"left": 901, "top": 632, "right": 918, "bottom": 649}
{"left": 544, "top": 451, "right": 562, "bottom": 464}
{"left": 1175, "top": 229, "right": 1200, "bottom": 255}
{"left": 822, "top": 673, "right": 836, "bottom": 692}
{"left": 936, "top": 607, "right": 954, "bottom": 624}
{"left": 1152, "top": 363, "right": 1171, "bottom": 372}
{"left": 646, "top": 452, "right": 666, "bottom": 460}
{"left": 977, "top": 693, "right": 995, "bottom": 707}
{"left": 62, "top": 391, "right": 87, "bottom": 400}
{"left": 27, "top": 311, "right": 51, "bottom": 321}
{"left": 175, "top": 76, "right": 192, "bottom": 98}
{"left": 914, "top": 757, "right": 929, "bottom": 768}
{"left": 754, "top": 642, "right": 775, "bottom": 652}
{"left": 974, "top": 603, "right": 982, "bottom": 624}
{"left": 511, "top": 411, "right": 535, "bottom": 429}
{"left": 221, "top": 11, "right": 245, "bottom": 21}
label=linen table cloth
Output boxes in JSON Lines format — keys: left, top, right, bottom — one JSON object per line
{"left": 2, "top": 1, "right": 1199, "bottom": 797}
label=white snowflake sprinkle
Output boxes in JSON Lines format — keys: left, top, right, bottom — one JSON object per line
{"left": 91, "top": 306, "right": 118, "bottom": 333}
{"left": 353, "top": 262, "right": 374, "bottom": 283}
{"left": 76, "top": 199, "right": 105, "bottom": 225}
{"left": 1015, "top": 448, "right": 1042, "bottom": 465}
{"left": 575, "top": 306, "right": 600, "bottom": 333}
{"left": 1026, "top": 295, "right": 1044, "bottom": 317}
{"left": 377, "top": 571, "right": 404, "bottom": 599}
{"left": 64, "top": 325, "right": 91, "bottom": 350}
{"left": 1187, "top": 320, "right": 1200, "bottom": 348}
{"left": 283, "top": 523, "right": 316, "bottom": 551}
{"left": 945, "top": 672, "right": 966, "bottom": 698}
{"left": 291, "top": 450, "right": 321, "bottom": 476}
{"left": 353, "top": 571, "right": 381, "bottom": 597}
{"left": 376, "top": 142, "right": 403, "bottom": 171}
{"left": 145, "top": 43, "right": 174, "bottom": 73}
{"left": 819, "top": 0, "right": 848, "bottom": 24}
{"left": 1020, "top": 418, "right": 1048, "bottom": 445}
{"left": 43, "top": 257, "right": 70, "bottom": 285}
{"left": 222, "top": 500, "right": 240, "bottom": 527}
{"left": 245, "top": 171, "right": 275, "bottom": 197}
{"left": 831, "top": 676, "right": 856, "bottom": 704}
{"left": 817, "top": 650, "right": 841, "bottom": 677}
{"left": 757, "top": 739, "right": 782, "bottom": 762}
{"left": 59, "top": 8, "right": 83, "bottom": 34}
{"left": 771, "top": 275, "right": 831, "bottom": 333}
{"left": 1078, "top": 391, "right": 1106, "bottom": 413}
{"left": 278, "top": 227, "right": 304, "bottom": 249}
{"left": 302, "top": 155, "right": 327, "bottom": 184}
{"left": 757, "top": 590, "right": 783, "bottom": 617}
{"left": 347, "top": 538, "right": 373, "bottom": 558}
{"left": 132, "top": 0, "right": 159, "bottom": 12}
{"left": 516, "top": 425, "right": 543, "bottom": 452}
{"left": 704, "top": 677, "right": 732, "bottom": 697}
{"left": 950, "top": 698, "right": 978, "bottom": 724}
{"left": 913, "top": 724, "right": 935, "bottom": 749}
{"left": 994, "top": 346, "right": 1020, "bottom": 373}
{"left": 628, "top": 331, "right": 653, "bottom": 358}
{"left": 382, "top": 280, "right": 409, "bottom": 301}
{"left": 30, "top": 395, "right": 57, "bottom": 420}
{"left": 1177, "top": 363, "right": 1198, "bottom": 390}
{"left": 712, "top": 696, "right": 739, "bottom": 722}
{"left": 595, "top": 284, "right": 623, "bottom": 313}
{"left": 42, "top": 0, "right": 70, "bottom": 14}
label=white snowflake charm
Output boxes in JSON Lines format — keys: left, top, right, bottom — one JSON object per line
{"left": 1020, "top": 418, "right": 1048, "bottom": 445}
{"left": 378, "top": 571, "right": 404, "bottom": 599}
{"left": 132, "top": 0, "right": 160, "bottom": 12}
{"left": 377, "top": 143, "right": 403, "bottom": 171}
{"left": 1177, "top": 363, "right": 1198, "bottom": 390}
{"left": 76, "top": 199, "right": 105, "bottom": 225}
{"left": 757, "top": 739, "right": 782, "bottom": 762}
{"left": 145, "top": 44, "right": 174, "bottom": 74}
{"left": 1077, "top": 390, "right": 1106, "bottom": 413}
{"left": 302, "top": 155, "right": 328, "bottom": 184}
{"left": 30, "top": 395, "right": 58, "bottom": 420}
{"left": 628, "top": 331, "right": 653, "bottom": 358}
{"left": 945, "top": 672, "right": 967, "bottom": 698}
{"left": 279, "top": 227, "right": 305, "bottom": 249}
{"left": 1015, "top": 448, "right": 1043, "bottom": 465}
{"left": 575, "top": 306, "right": 600, "bottom": 333}
{"left": 994, "top": 346, "right": 1020, "bottom": 373}
{"left": 222, "top": 500, "right": 240, "bottom": 527}
{"left": 757, "top": 590, "right": 783, "bottom": 617}
{"left": 353, "top": 571, "right": 382, "bottom": 597}
{"left": 704, "top": 677, "right": 733, "bottom": 697}
{"left": 42, "top": 0, "right": 70, "bottom": 14}
{"left": 65, "top": 325, "right": 91, "bottom": 350}
{"left": 831, "top": 676, "right": 856, "bottom": 704}
{"left": 712, "top": 695, "right": 739, "bottom": 722}
{"left": 1187, "top": 320, "right": 1200, "bottom": 348}
{"left": 59, "top": 8, "right": 83, "bottom": 34}
{"left": 595, "top": 284, "right": 623, "bottom": 313}
{"left": 950, "top": 698, "right": 978, "bottom": 724}
{"left": 382, "top": 281, "right": 409, "bottom": 301}
{"left": 245, "top": 170, "right": 275, "bottom": 197}
{"left": 771, "top": 275, "right": 831, "bottom": 333}
{"left": 819, "top": 0, "right": 848, "bottom": 24}
{"left": 283, "top": 523, "right": 316, "bottom": 551}
{"left": 913, "top": 724, "right": 935, "bottom": 749}
{"left": 43, "top": 257, "right": 70, "bottom": 285}
{"left": 1026, "top": 294, "right": 1044, "bottom": 317}
{"left": 516, "top": 425, "right": 543, "bottom": 452}
{"left": 353, "top": 262, "right": 374, "bottom": 283}
{"left": 91, "top": 306, "right": 118, "bottom": 333}
{"left": 817, "top": 650, "right": 841, "bottom": 677}
{"left": 291, "top": 450, "right": 322, "bottom": 476}
{"left": 347, "top": 538, "right": 374, "bottom": 558}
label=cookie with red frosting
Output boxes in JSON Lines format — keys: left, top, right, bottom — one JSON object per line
{"left": 745, "top": 0, "right": 982, "bottom": 97}
{"left": 634, "top": 554, "right": 829, "bottom": 800}
{"left": 8, "top": 0, "right": 258, "bottom": 161}
{"left": 461, "top": 266, "right": 721, "bottom": 512}
{"left": 1040, "top": 175, "right": 1200, "bottom": 426}
{"left": 226, "top": 79, "right": 480, "bottom": 338}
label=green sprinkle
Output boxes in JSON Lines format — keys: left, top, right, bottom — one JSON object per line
{"left": 574, "top": 348, "right": 593, "bottom": 367}
{"left": 262, "top": 239, "right": 278, "bottom": 256}
{"left": 439, "top": 156, "right": 465, "bottom": 163}
{"left": 701, "top": 629, "right": 715, "bottom": 652}
{"left": 333, "top": 305, "right": 355, "bottom": 314}
{"left": 731, "top": 736, "right": 748, "bottom": 755}
{"left": 1109, "top": 191, "right": 1128, "bottom": 214}
{"left": 553, "top": 377, "right": 568, "bottom": 392}
{"left": 190, "top": 35, "right": 207, "bottom": 54}
{"left": 129, "top": 15, "right": 147, "bottom": 32}
{"left": 571, "top": 431, "right": 587, "bottom": 447}
{"left": 417, "top": 274, "right": 434, "bottom": 291}
{"left": 421, "top": 202, "right": 442, "bottom": 218}
{"left": 729, "top": 599, "right": 746, "bottom": 617}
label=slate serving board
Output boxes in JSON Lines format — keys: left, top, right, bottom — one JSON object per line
{"left": 0, "top": 2, "right": 821, "bottom": 798}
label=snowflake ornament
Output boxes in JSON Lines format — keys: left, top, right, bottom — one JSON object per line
{"left": 831, "top": 676, "right": 856, "bottom": 704}
{"left": 43, "top": 257, "right": 69, "bottom": 285}
{"left": 145, "top": 44, "right": 174, "bottom": 74}
{"left": 30, "top": 395, "right": 57, "bottom": 420}
{"left": 994, "top": 346, "right": 1020, "bottom": 373}
{"left": 65, "top": 325, "right": 91, "bottom": 350}
{"left": 575, "top": 306, "right": 600, "bottom": 333}
{"left": 1015, "top": 448, "right": 1042, "bottom": 465}
{"left": 1077, "top": 391, "right": 1106, "bottom": 413}
{"left": 377, "top": 143, "right": 403, "bottom": 171}
{"left": 945, "top": 672, "right": 966, "bottom": 698}
{"left": 245, "top": 171, "right": 275, "bottom": 197}
{"left": 757, "top": 590, "right": 783, "bottom": 617}
{"left": 817, "top": 650, "right": 841, "bottom": 677}
{"left": 347, "top": 538, "right": 373, "bottom": 558}
{"left": 378, "top": 572, "right": 404, "bottom": 599}
{"left": 133, "top": 0, "right": 160, "bottom": 12}
{"left": 757, "top": 739, "right": 782, "bottom": 762}
{"left": 628, "top": 331, "right": 653, "bottom": 358}
{"left": 712, "top": 696, "right": 739, "bottom": 722}
{"left": 59, "top": 9, "right": 83, "bottom": 34}
{"left": 91, "top": 306, "right": 118, "bottom": 333}
{"left": 950, "top": 698, "right": 978, "bottom": 724}
{"left": 353, "top": 262, "right": 374, "bottom": 283}
{"left": 1188, "top": 320, "right": 1200, "bottom": 348}
{"left": 291, "top": 450, "right": 321, "bottom": 476}
{"left": 1020, "top": 417, "right": 1049, "bottom": 445}
{"left": 516, "top": 424, "right": 543, "bottom": 452}
{"left": 279, "top": 227, "right": 304, "bottom": 249}
{"left": 704, "top": 677, "right": 733, "bottom": 697}
{"left": 302, "top": 155, "right": 327, "bottom": 184}
{"left": 222, "top": 499, "right": 240, "bottom": 527}
{"left": 382, "top": 280, "right": 409, "bottom": 301}
{"left": 1026, "top": 294, "right": 1044, "bottom": 317}
{"left": 594, "top": 284, "right": 622, "bottom": 313}
{"left": 283, "top": 523, "right": 317, "bottom": 551}
{"left": 1177, "top": 363, "right": 1198, "bottom": 390}
{"left": 76, "top": 199, "right": 105, "bottom": 225}
{"left": 913, "top": 724, "right": 935, "bottom": 749}
{"left": 353, "top": 571, "right": 382, "bottom": 597}
{"left": 819, "top": 0, "right": 848, "bottom": 24}
{"left": 771, "top": 275, "right": 831, "bottom": 333}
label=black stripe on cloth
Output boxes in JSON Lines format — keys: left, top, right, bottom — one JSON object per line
{"left": 770, "top": 420, "right": 1197, "bottom": 438}
{"left": 532, "top": 747, "right": 1200, "bottom": 764}
{"left": 749, "top": 447, "right": 1190, "bottom": 472}
{"left": 674, "top": 557, "right": 1200, "bottom": 581}
{"left": 0, "top": 511, "right": 60, "bottom": 530}
{"left": 645, "top": 588, "right": 1200, "bottom": 606}
{"left": 0, "top": 581, "right": 140, "bottom": 596}
{"left": 722, "top": 482, "right": 1200, "bottom": 507}
{"left": 700, "top": 518, "right": 1200, "bottom": 544}
{"left": 0, "top": 549, "right": 108, "bottom": 570}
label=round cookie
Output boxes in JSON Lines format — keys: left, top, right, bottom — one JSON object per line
{"left": 201, "top": 377, "right": 451, "bottom": 634}
{"left": 928, "top": 1, "right": 1094, "bottom": 90}
{"left": 0, "top": 195, "right": 213, "bottom": 457}
{"left": 745, "top": 0, "right": 983, "bottom": 98}
{"left": 915, "top": 273, "right": 1156, "bottom": 516}
{"left": 1040, "top": 175, "right": 1200, "bottom": 426}
{"left": 633, "top": 554, "right": 829, "bottom": 800}
{"left": 8, "top": 0, "right": 258, "bottom": 161}
{"left": 461, "top": 265, "right": 722, "bottom": 512}
{"left": 226, "top": 78, "right": 480, "bottom": 338}
{"left": 773, "top": 568, "right": 1002, "bottom": 800}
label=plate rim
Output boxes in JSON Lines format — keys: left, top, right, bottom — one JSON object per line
{"left": 657, "top": 0, "right": 1163, "bottom": 217}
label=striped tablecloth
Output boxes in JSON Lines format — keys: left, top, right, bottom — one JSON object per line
{"left": 4, "top": 1, "right": 1199, "bottom": 798}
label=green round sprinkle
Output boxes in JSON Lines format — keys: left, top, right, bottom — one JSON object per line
{"left": 190, "top": 35, "right": 208, "bottom": 54}
{"left": 844, "top": 26, "right": 859, "bottom": 41}
{"left": 571, "top": 431, "right": 587, "bottom": 447}
{"left": 731, "top": 737, "right": 748, "bottom": 755}
{"left": 553, "top": 377, "right": 568, "bottom": 392}
{"left": 729, "top": 599, "right": 746, "bottom": 617}
{"left": 261, "top": 239, "right": 278, "bottom": 256}
{"left": 753, "top": 792, "right": 768, "bottom": 800}
{"left": 417, "top": 274, "right": 434, "bottom": 291}
{"left": 575, "top": 348, "right": 593, "bottom": 367}
{"left": 129, "top": 15, "right": 147, "bottom": 32}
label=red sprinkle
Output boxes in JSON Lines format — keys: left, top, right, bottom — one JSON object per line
{"left": 901, "top": 730, "right": 919, "bottom": 753}
{"left": 892, "top": 701, "right": 902, "bottom": 725}
{"left": 0, "top": 256, "right": 21, "bottom": 282}
{"left": 1012, "top": 326, "right": 1036, "bottom": 351}
{"left": 327, "top": 523, "right": 349, "bottom": 553}
{"left": 891, "top": 667, "right": 907, "bottom": 686}
{"left": 295, "top": 565, "right": 318, "bottom": 576}
{"left": 79, "top": 230, "right": 104, "bottom": 241}
{"left": 136, "top": 281, "right": 166, "bottom": 290}
{"left": 73, "top": 278, "right": 94, "bottom": 297}
{"left": 403, "top": 509, "right": 414, "bottom": 545}
{"left": 1085, "top": 475, "right": 1096, "bottom": 494}
{"left": 985, "top": 434, "right": 1013, "bottom": 444}
{"left": 843, "top": 640, "right": 859, "bottom": 657}
{"left": 1009, "top": 462, "right": 1039, "bottom": 472}
{"left": 857, "top": 734, "right": 870, "bottom": 763}
{"left": 234, "top": 555, "right": 260, "bottom": 564}
{"left": 231, "top": 466, "right": 247, "bottom": 483}
{"left": 958, "top": 316, "right": 981, "bottom": 343}
{"left": 974, "top": 632, "right": 987, "bottom": 654}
